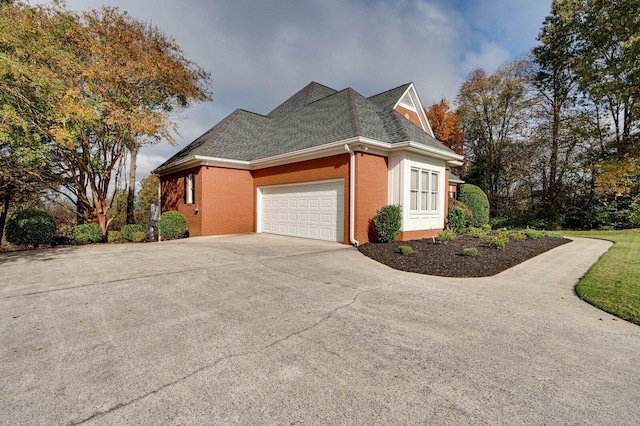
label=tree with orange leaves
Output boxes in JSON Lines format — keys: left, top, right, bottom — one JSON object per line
{"left": 425, "top": 99, "right": 465, "bottom": 174}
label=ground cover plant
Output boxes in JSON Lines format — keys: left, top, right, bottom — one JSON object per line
{"left": 359, "top": 229, "right": 569, "bottom": 277}
{"left": 563, "top": 229, "right": 640, "bottom": 326}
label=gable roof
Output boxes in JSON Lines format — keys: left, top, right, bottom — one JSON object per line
{"left": 155, "top": 81, "right": 460, "bottom": 172}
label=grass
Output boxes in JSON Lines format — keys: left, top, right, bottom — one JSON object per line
{"left": 563, "top": 229, "right": 640, "bottom": 326}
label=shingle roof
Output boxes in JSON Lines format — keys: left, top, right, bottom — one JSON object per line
{"left": 156, "top": 81, "right": 456, "bottom": 170}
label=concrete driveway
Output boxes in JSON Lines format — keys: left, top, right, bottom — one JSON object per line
{"left": 1, "top": 234, "right": 639, "bottom": 425}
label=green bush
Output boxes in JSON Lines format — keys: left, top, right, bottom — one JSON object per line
{"left": 373, "top": 204, "right": 402, "bottom": 243}
{"left": 399, "top": 245, "right": 413, "bottom": 255}
{"left": 158, "top": 211, "right": 187, "bottom": 240}
{"left": 467, "top": 227, "right": 488, "bottom": 238}
{"left": 107, "top": 231, "right": 122, "bottom": 243}
{"left": 458, "top": 184, "right": 490, "bottom": 228}
{"left": 524, "top": 228, "right": 542, "bottom": 239}
{"left": 447, "top": 206, "right": 467, "bottom": 233}
{"left": 121, "top": 224, "right": 146, "bottom": 242}
{"left": 5, "top": 208, "right": 56, "bottom": 248}
{"left": 74, "top": 233, "right": 90, "bottom": 245}
{"left": 438, "top": 229, "right": 457, "bottom": 244}
{"left": 132, "top": 231, "right": 147, "bottom": 243}
{"left": 540, "top": 230, "right": 564, "bottom": 239}
{"left": 508, "top": 231, "right": 527, "bottom": 241}
{"left": 462, "top": 247, "right": 478, "bottom": 257}
{"left": 72, "top": 223, "right": 103, "bottom": 243}
{"left": 485, "top": 233, "right": 510, "bottom": 249}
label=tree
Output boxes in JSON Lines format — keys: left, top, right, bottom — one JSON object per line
{"left": 134, "top": 173, "right": 159, "bottom": 228}
{"left": 425, "top": 99, "right": 465, "bottom": 174}
{"left": 0, "top": 2, "right": 211, "bottom": 238}
{"left": 456, "top": 59, "right": 536, "bottom": 214}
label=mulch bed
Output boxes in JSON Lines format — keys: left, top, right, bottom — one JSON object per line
{"left": 358, "top": 234, "right": 571, "bottom": 277}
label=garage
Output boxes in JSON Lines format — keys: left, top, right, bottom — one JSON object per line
{"left": 259, "top": 180, "right": 344, "bottom": 242}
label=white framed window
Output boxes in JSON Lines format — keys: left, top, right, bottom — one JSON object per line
{"left": 184, "top": 173, "right": 196, "bottom": 204}
{"left": 409, "top": 167, "right": 439, "bottom": 212}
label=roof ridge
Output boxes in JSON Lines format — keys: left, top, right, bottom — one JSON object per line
{"left": 368, "top": 82, "right": 412, "bottom": 101}
{"left": 346, "top": 88, "right": 362, "bottom": 136}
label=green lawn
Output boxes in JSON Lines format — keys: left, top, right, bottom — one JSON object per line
{"left": 563, "top": 229, "right": 640, "bottom": 326}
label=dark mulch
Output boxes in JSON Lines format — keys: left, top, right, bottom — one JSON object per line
{"left": 358, "top": 234, "right": 571, "bottom": 277}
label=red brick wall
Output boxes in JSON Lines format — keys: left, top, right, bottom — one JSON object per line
{"left": 253, "top": 154, "right": 350, "bottom": 243}
{"left": 395, "top": 105, "right": 424, "bottom": 130}
{"left": 354, "top": 152, "right": 388, "bottom": 244}
{"left": 160, "top": 167, "right": 202, "bottom": 236}
{"left": 201, "top": 167, "right": 254, "bottom": 235}
{"left": 398, "top": 228, "right": 443, "bottom": 241}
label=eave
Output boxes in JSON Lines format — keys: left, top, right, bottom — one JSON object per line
{"left": 153, "top": 137, "right": 465, "bottom": 176}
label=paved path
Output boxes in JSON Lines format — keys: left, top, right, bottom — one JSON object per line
{"left": 1, "top": 234, "right": 638, "bottom": 425}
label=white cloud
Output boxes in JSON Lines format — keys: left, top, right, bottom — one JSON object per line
{"left": 36, "top": 0, "right": 550, "bottom": 180}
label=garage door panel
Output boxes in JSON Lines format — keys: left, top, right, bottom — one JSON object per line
{"left": 261, "top": 181, "right": 344, "bottom": 243}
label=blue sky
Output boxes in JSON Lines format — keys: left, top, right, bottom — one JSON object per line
{"left": 40, "top": 0, "right": 553, "bottom": 180}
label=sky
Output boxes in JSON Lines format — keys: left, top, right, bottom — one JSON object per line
{"left": 40, "top": 0, "right": 553, "bottom": 182}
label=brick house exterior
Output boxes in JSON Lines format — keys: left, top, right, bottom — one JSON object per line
{"left": 155, "top": 82, "right": 464, "bottom": 245}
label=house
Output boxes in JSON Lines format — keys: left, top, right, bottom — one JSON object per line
{"left": 154, "top": 82, "right": 464, "bottom": 245}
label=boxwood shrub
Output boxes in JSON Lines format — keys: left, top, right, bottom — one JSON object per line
{"left": 373, "top": 204, "right": 402, "bottom": 243}
{"left": 458, "top": 184, "right": 490, "bottom": 228}
{"left": 5, "top": 208, "right": 56, "bottom": 248}
{"left": 72, "top": 223, "right": 103, "bottom": 243}
{"left": 447, "top": 206, "right": 467, "bottom": 233}
{"left": 121, "top": 224, "right": 146, "bottom": 242}
{"left": 132, "top": 231, "right": 147, "bottom": 243}
{"left": 158, "top": 211, "right": 187, "bottom": 240}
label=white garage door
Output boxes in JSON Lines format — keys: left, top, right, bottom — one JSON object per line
{"left": 260, "top": 180, "right": 344, "bottom": 242}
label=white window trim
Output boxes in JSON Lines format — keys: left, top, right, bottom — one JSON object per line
{"left": 409, "top": 167, "right": 439, "bottom": 213}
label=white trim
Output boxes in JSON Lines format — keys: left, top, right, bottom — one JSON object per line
{"left": 391, "top": 83, "right": 435, "bottom": 138}
{"left": 155, "top": 136, "right": 463, "bottom": 176}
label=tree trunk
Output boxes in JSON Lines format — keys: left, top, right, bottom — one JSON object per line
{"left": 126, "top": 146, "right": 138, "bottom": 225}
{"left": 0, "top": 183, "right": 13, "bottom": 244}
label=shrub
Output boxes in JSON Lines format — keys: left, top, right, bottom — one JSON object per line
{"left": 5, "top": 208, "right": 56, "bottom": 248}
{"left": 462, "top": 247, "right": 478, "bottom": 257}
{"left": 121, "top": 224, "right": 146, "bottom": 242}
{"left": 524, "top": 228, "right": 542, "bottom": 239}
{"left": 72, "top": 223, "right": 103, "bottom": 243}
{"left": 541, "top": 230, "right": 564, "bottom": 239}
{"left": 447, "top": 206, "right": 467, "bottom": 233}
{"left": 438, "top": 229, "right": 457, "bottom": 244}
{"left": 107, "top": 231, "right": 122, "bottom": 243}
{"left": 158, "top": 211, "right": 187, "bottom": 240}
{"left": 467, "top": 226, "right": 488, "bottom": 238}
{"left": 373, "top": 204, "right": 402, "bottom": 243}
{"left": 132, "top": 231, "right": 147, "bottom": 243}
{"left": 399, "top": 245, "right": 413, "bottom": 255}
{"left": 485, "top": 233, "right": 510, "bottom": 249}
{"left": 458, "top": 184, "right": 490, "bottom": 227}
{"left": 74, "top": 233, "right": 90, "bottom": 245}
{"left": 508, "top": 231, "right": 527, "bottom": 241}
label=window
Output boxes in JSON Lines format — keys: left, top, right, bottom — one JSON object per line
{"left": 184, "top": 174, "right": 196, "bottom": 204}
{"left": 409, "top": 167, "right": 439, "bottom": 212}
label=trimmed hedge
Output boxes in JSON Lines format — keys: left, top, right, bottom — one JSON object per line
{"left": 72, "top": 223, "right": 103, "bottom": 243}
{"left": 458, "top": 184, "right": 490, "bottom": 228}
{"left": 373, "top": 204, "right": 402, "bottom": 243}
{"left": 121, "top": 224, "right": 146, "bottom": 242}
{"left": 5, "top": 208, "right": 56, "bottom": 248}
{"left": 158, "top": 211, "right": 187, "bottom": 240}
{"left": 132, "top": 231, "right": 147, "bottom": 243}
{"left": 447, "top": 206, "right": 467, "bottom": 233}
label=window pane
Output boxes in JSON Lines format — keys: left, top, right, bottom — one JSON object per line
{"left": 410, "top": 191, "right": 417, "bottom": 210}
{"left": 421, "top": 171, "right": 428, "bottom": 191}
{"left": 421, "top": 191, "right": 428, "bottom": 210}
{"left": 411, "top": 169, "right": 419, "bottom": 190}
{"left": 431, "top": 172, "right": 438, "bottom": 191}
{"left": 431, "top": 193, "right": 437, "bottom": 211}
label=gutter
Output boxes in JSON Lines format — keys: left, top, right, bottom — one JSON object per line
{"left": 345, "top": 144, "right": 359, "bottom": 247}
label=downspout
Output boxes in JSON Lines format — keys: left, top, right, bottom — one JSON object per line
{"left": 345, "top": 144, "right": 359, "bottom": 246}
